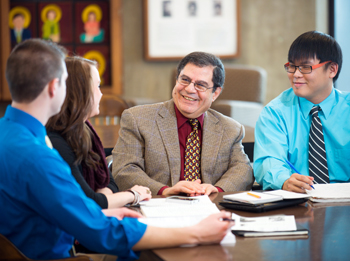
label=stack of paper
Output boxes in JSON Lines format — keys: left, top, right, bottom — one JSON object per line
{"left": 306, "top": 183, "right": 350, "bottom": 203}
{"left": 138, "top": 195, "right": 236, "bottom": 245}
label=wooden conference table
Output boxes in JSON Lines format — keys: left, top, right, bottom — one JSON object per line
{"left": 88, "top": 192, "right": 350, "bottom": 261}
{"left": 136, "top": 192, "right": 350, "bottom": 261}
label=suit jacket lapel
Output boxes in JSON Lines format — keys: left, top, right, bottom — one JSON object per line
{"left": 201, "top": 111, "right": 223, "bottom": 182}
{"left": 156, "top": 100, "right": 181, "bottom": 186}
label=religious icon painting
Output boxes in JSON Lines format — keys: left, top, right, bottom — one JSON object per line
{"left": 75, "top": 1, "right": 109, "bottom": 44}
{"left": 9, "top": 3, "right": 36, "bottom": 48}
{"left": 38, "top": 2, "right": 73, "bottom": 44}
{"left": 75, "top": 45, "right": 110, "bottom": 85}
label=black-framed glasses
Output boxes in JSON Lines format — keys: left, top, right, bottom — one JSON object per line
{"left": 284, "top": 61, "right": 332, "bottom": 74}
{"left": 177, "top": 75, "right": 215, "bottom": 92}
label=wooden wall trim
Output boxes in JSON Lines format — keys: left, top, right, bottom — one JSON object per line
{"left": 0, "top": 0, "right": 11, "bottom": 101}
{"left": 102, "top": 0, "right": 123, "bottom": 96}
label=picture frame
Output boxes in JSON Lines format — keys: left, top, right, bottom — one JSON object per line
{"left": 143, "top": 0, "right": 240, "bottom": 61}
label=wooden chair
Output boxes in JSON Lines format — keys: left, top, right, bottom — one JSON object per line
{"left": 0, "top": 234, "right": 91, "bottom": 261}
{"left": 90, "top": 94, "right": 130, "bottom": 126}
{"left": 211, "top": 64, "right": 267, "bottom": 128}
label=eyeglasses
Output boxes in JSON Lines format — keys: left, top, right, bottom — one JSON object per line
{"left": 177, "top": 75, "right": 215, "bottom": 92}
{"left": 284, "top": 61, "right": 332, "bottom": 74}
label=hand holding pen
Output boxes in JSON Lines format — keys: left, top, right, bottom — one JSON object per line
{"left": 283, "top": 159, "right": 315, "bottom": 193}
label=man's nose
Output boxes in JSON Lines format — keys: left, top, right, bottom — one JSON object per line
{"left": 185, "top": 81, "right": 197, "bottom": 92}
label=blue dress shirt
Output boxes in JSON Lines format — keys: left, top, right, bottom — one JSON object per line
{"left": 0, "top": 106, "right": 147, "bottom": 260}
{"left": 254, "top": 88, "right": 350, "bottom": 190}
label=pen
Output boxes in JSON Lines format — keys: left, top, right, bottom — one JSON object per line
{"left": 221, "top": 218, "right": 235, "bottom": 222}
{"left": 247, "top": 192, "right": 261, "bottom": 199}
{"left": 284, "top": 159, "right": 315, "bottom": 189}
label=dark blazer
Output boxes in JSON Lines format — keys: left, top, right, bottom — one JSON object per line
{"left": 113, "top": 100, "right": 253, "bottom": 194}
{"left": 11, "top": 28, "right": 31, "bottom": 45}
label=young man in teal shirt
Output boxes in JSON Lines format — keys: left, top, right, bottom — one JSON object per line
{"left": 254, "top": 31, "right": 350, "bottom": 192}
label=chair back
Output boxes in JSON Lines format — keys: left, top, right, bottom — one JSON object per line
{"left": 217, "top": 65, "right": 267, "bottom": 104}
{"left": 90, "top": 94, "right": 130, "bottom": 126}
{"left": 0, "top": 234, "right": 92, "bottom": 261}
{"left": 0, "top": 234, "right": 29, "bottom": 260}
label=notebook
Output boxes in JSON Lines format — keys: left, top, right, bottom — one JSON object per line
{"left": 223, "top": 192, "right": 283, "bottom": 205}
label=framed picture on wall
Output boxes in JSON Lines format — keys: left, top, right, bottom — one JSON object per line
{"left": 143, "top": 0, "right": 240, "bottom": 61}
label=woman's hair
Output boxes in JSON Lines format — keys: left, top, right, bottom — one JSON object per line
{"left": 46, "top": 56, "right": 100, "bottom": 169}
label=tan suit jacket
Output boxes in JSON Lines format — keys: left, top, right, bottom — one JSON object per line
{"left": 112, "top": 100, "right": 253, "bottom": 194}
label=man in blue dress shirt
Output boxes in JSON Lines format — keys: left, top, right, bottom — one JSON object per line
{"left": 254, "top": 31, "right": 350, "bottom": 192}
{"left": 0, "top": 39, "right": 233, "bottom": 260}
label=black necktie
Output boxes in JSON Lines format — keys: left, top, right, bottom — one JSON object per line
{"left": 308, "top": 106, "right": 329, "bottom": 184}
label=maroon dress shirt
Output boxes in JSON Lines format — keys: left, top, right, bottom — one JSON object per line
{"left": 157, "top": 104, "right": 224, "bottom": 195}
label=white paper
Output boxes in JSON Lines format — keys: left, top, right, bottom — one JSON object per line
{"left": 139, "top": 195, "right": 235, "bottom": 245}
{"left": 306, "top": 183, "right": 350, "bottom": 202}
{"left": 230, "top": 214, "right": 297, "bottom": 232}
{"left": 264, "top": 190, "right": 311, "bottom": 199}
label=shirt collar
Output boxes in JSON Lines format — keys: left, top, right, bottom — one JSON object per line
{"left": 174, "top": 104, "right": 204, "bottom": 129}
{"left": 4, "top": 105, "right": 47, "bottom": 139}
{"left": 299, "top": 88, "right": 335, "bottom": 120}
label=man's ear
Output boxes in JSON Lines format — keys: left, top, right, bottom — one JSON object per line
{"left": 212, "top": 87, "right": 222, "bottom": 102}
{"left": 329, "top": 62, "right": 339, "bottom": 79}
{"left": 47, "top": 78, "right": 59, "bottom": 98}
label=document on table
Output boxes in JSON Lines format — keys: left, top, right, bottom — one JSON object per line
{"left": 138, "top": 195, "right": 236, "bottom": 246}
{"left": 305, "top": 183, "right": 350, "bottom": 202}
{"left": 230, "top": 213, "right": 297, "bottom": 232}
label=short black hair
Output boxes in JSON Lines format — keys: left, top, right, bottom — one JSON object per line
{"left": 176, "top": 51, "right": 225, "bottom": 92}
{"left": 6, "top": 38, "right": 66, "bottom": 102}
{"left": 288, "top": 31, "right": 342, "bottom": 82}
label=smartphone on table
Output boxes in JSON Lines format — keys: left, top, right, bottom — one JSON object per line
{"left": 165, "top": 196, "right": 199, "bottom": 204}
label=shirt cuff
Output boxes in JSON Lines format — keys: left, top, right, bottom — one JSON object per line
{"left": 158, "top": 186, "right": 169, "bottom": 195}
{"left": 215, "top": 186, "right": 224, "bottom": 193}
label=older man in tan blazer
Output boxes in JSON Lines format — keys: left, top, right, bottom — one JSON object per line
{"left": 113, "top": 52, "right": 253, "bottom": 196}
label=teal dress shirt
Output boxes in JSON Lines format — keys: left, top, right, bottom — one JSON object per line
{"left": 254, "top": 88, "right": 350, "bottom": 190}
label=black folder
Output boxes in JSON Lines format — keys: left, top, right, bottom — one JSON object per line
{"left": 219, "top": 198, "right": 308, "bottom": 213}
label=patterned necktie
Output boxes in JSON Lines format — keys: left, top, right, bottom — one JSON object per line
{"left": 308, "top": 106, "right": 329, "bottom": 184}
{"left": 184, "top": 119, "right": 201, "bottom": 181}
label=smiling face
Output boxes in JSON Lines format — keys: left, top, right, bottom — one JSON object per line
{"left": 172, "top": 63, "right": 221, "bottom": 119}
{"left": 288, "top": 58, "right": 337, "bottom": 104}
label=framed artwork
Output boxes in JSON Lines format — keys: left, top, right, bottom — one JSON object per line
{"left": 3, "top": 0, "right": 122, "bottom": 100}
{"left": 144, "top": 0, "right": 240, "bottom": 61}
